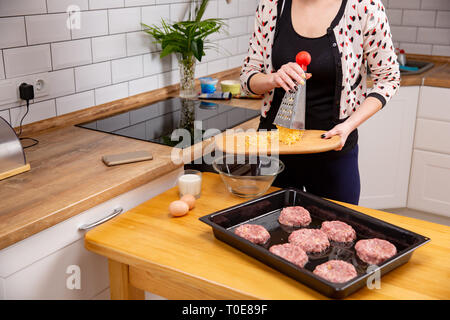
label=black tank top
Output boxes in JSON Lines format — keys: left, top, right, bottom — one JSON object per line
{"left": 259, "top": 0, "right": 357, "bottom": 153}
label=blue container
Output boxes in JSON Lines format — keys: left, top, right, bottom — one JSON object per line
{"left": 200, "top": 77, "right": 218, "bottom": 94}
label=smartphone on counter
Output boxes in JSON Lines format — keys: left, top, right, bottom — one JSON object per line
{"left": 102, "top": 150, "right": 153, "bottom": 166}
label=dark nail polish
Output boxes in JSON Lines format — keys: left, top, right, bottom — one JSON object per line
{"left": 294, "top": 86, "right": 298, "bottom": 90}
{"left": 321, "top": 134, "right": 326, "bottom": 138}
{"left": 289, "top": 89, "right": 293, "bottom": 93}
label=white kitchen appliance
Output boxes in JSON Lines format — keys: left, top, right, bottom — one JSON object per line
{"left": 0, "top": 116, "right": 30, "bottom": 181}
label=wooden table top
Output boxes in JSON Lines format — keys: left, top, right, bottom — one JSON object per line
{"left": 85, "top": 172, "right": 450, "bottom": 300}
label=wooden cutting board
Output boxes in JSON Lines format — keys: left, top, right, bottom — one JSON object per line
{"left": 214, "top": 130, "right": 341, "bottom": 155}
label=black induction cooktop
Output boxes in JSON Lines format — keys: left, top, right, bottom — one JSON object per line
{"left": 76, "top": 97, "right": 260, "bottom": 148}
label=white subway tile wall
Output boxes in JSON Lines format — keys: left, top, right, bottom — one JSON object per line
{"left": 71, "top": 10, "right": 109, "bottom": 39}
{"left": 74, "top": 61, "right": 111, "bottom": 91}
{"left": 47, "top": 0, "right": 89, "bottom": 13}
{"left": 129, "top": 75, "right": 158, "bottom": 96}
{"left": 10, "top": 99, "right": 56, "bottom": 127}
{"left": 0, "top": 17, "right": 27, "bottom": 49}
{"left": 51, "top": 39, "right": 93, "bottom": 70}
{"left": 3, "top": 45, "right": 52, "bottom": 78}
{"left": 111, "top": 55, "right": 143, "bottom": 83}
{"left": 0, "top": 0, "right": 47, "bottom": 17}
{"left": 95, "top": 82, "right": 129, "bottom": 105}
{"left": 126, "top": 31, "right": 152, "bottom": 56}
{"left": 0, "top": 110, "right": 10, "bottom": 123}
{"left": 0, "top": 0, "right": 258, "bottom": 126}
{"left": 56, "top": 90, "right": 95, "bottom": 115}
{"left": 35, "top": 69, "right": 76, "bottom": 102}
{"left": 92, "top": 34, "right": 127, "bottom": 62}
{"left": 386, "top": 0, "right": 450, "bottom": 54}
{"left": 25, "top": 13, "right": 71, "bottom": 45}
{"left": 108, "top": 7, "right": 141, "bottom": 34}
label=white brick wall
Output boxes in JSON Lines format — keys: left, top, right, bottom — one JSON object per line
{"left": 51, "top": 39, "right": 93, "bottom": 69}
{"left": 0, "top": 17, "right": 27, "bottom": 49}
{"left": 92, "top": 34, "right": 127, "bottom": 62}
{"left": 0, "top": 0, "right": 258, "bottom": 126}
{"left": 386, "top": 0, "right": 450, "bottom": 54}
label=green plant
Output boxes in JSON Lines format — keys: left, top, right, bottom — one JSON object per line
{"left": 141, "top": 0, "right": 225, "bottom": 63}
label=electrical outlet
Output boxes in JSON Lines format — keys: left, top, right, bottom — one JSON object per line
{"left": 21, "top": 74, "right": 50, "bottom": 99}
{"left": 33, "top": 77, "right": 49, "bottom": 98}
{"left": 0, "top": 73, "right": 50, "bottom": 106}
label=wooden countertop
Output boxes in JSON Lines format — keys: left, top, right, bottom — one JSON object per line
{"left": 367, "top": 54, "right": 450, "bottom": 88}
{"left": 85, "top": 172, "right": 450, "bottom": 300}
{"left": 423, "top": 63, "right": 450, "bottom": 88}
{"left": 0, "top": 126, "right": 182, "bottom": 249}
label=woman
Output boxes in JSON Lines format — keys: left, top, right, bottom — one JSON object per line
{"left": 240, "top": 0, "right": 400, "bottom": 205}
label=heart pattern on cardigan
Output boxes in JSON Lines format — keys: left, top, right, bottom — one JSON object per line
{"left": 240, "top": 0, "right": 400, "bottom": 119}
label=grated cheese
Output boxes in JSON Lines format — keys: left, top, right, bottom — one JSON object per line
{"left": 276, "top": 126, "right": 304, "bottom": 145}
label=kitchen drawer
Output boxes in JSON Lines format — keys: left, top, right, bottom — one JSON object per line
{"left": 2, "top": 239, "right": 109, "bottom": 300}
{"left": 418, "top": 86, "right": 450, "bottom": 122}
{"left": 0, "top": 168, "right": 183, "bottom": 299}
{"left": 414, "top": 118, "right": 450, "bottom": 154}
{"left": 408, "top": 150, "right": 450, "bottom": 217}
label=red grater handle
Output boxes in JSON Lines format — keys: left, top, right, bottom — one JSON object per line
{"left": 296, "top": 51, "right": 311, "bottom": 71}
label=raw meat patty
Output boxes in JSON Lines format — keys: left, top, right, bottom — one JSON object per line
{"left": 355, "top": 238, "right": 397, "bottom": 265}
{"left": 321, "top": 220, "right": 356, "bottom": 242}
{"left": 288, "top": 229, "right": 330, "bottom": 253}
{"left": 313, "top": 260, "right": 357, "bottom": 283}
{"left": 269, "top": 243, "right": 308, "bottom": 268}
{"left": 234, "top": 224, "right": 270, "bottom": 245}
{"left": 278, "top": 206, "right": 311, "bottom": 227}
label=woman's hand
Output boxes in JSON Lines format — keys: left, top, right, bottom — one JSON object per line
{"left": 247, "top": 64, "right": 312, "bottom": 95}
{"left": 321, "top": 121, "right": 354, "bottom": 151}
{"left": 269, "top": 62, "right": 312, "bottom": 92}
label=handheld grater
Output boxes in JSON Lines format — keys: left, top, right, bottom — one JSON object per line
{"left": 273, "top": 51, "right": 311, "bottom": 130}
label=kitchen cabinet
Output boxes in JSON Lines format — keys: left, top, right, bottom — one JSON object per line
{"left": 408, "top": 150, "right": 450, "bottom": 217}
{"left": 408, "top": 86, "right": 450, "bottom": 217}
{"left": 358, "top": 86, "right": 420, "bottom": 209}
{"left": 0, "top": 168, "right": 183, "bottom": 300}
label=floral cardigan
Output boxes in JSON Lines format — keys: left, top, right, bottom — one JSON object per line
{"left": 240, "top": 0, "right": 400, "bottom": 120}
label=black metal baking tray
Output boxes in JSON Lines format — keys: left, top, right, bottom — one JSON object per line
{"left": 199, "top": 188, "right": 430, "bottom": 299}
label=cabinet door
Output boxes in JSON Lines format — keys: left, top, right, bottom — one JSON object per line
{"left": 414, "top": 118, "right": 450, "bottom": 155}
{"left": 0, "top": 167, "right": 183, "bottom": 299}
{"left": 408, "top": 149, "right": 450, "bottom": 218}
{"left": 358, "top": 86, "right": 419, "bottom": 209}
{"left": 3, "top": 239, "right": 109, "bottom": 300}
{"left": 417, "top": 86, "right": 450, "bottom": 122}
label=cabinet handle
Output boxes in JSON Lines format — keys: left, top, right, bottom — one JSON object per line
{"left": 78, "top": 207, "right": 123, "bottom": 231}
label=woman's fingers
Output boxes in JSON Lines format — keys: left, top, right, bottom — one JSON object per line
{"left": 272, "top": 64, "right": 312, "bottom": 93}
{"left": 321, "top": 128, "right": 337, "bottom": 139}
{"left": 278, "top": 70, "right": 297, "bottom": 92}
{"left": 321, "top": 125, "right": 348, "bottom": 151}
{"left": 284, "top": 63, "right": 305, "bottom": 85}
{"left": 274, "top": 73, "right": 291, "bottom": 92}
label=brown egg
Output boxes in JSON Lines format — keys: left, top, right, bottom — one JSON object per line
{"left": 180, "top": 194, "right": 196, "bottom": 210}
{"left": 169, "top": 200, "right": 189, "bottom": 217}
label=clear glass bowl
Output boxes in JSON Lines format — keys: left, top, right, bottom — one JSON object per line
{"left": 212, "top": 155, "right": 285, "bottom": 198}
